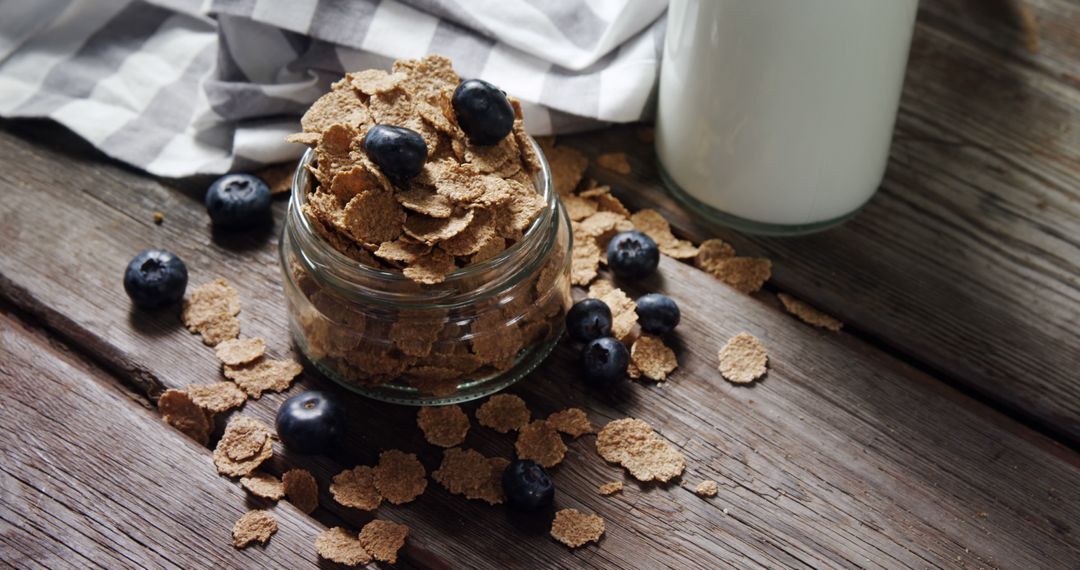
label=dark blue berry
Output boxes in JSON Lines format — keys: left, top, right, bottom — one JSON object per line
{"left": 275, "top": 391, "right": 347, "bottom": 455}
{"left": 581, "top": 337, "right": 628, "bottom": 387}
{"left": 502, "top": 459, "right": 554, "bottom": 511}
{"left": 635, "top": 294, "right": 680, "bottom": 335}
{"left": 606, "top": 231, "right": 660, "bottom": 280}
{"left": 123, "top": 249, "right": 188, "bottom": 309}
{"left": 566, "top": 299, "right": 613, "bottom": 343}
{"left": 451, "top": 79, "right": 515, "bottom": 145}
{"left": 364, "top": 124, "right": 427, "bottom": 183}
{"left": 204, "top": 173, "right": 272, "bottom": 229}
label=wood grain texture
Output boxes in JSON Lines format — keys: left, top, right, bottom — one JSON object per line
{"left": 560, "top": 0, "right": 1080, "bottom": 443}
{"left": 0, "top": 126, "right": 1078, "bottom": 569}
{"left": 0, "top": 309, "right": 327, "bottom": 570}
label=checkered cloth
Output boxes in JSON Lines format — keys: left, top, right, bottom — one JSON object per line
{"left": 0, "top": 0, "right": 666, "bottom": 177}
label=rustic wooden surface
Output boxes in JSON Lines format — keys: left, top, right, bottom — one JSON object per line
{"left": 1, "top": 0, "right": 1079, "bottom": 568}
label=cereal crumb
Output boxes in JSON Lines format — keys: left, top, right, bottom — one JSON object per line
{"left": 213, "top": 416, "right": 274, "bottom": 478}
{"left": 550, "top": 508, "right": 604, "bottom": 548}
{"left": 158, "top": 389, "right": 212, "bottom": 445}
{"left": 718, "top": 333, "right": 768, "bottom": 384}
{"left": 214, "top": 337, "right": 266, "bottom": 366}
{"left": 239, "top": 472, "right": 284, "bottom": 500}
{"left": 315, "top": 527, "right": 371, "bottom": 566}
{"left": 596, "top": 418, "right": 685, "bottom": 483}
{"left": 598, "top": 481, "right": 623, "bottom": 496}
{"left": 373, "top": 450, "right": 427, "bottom": 505}
{"left": 416, "top": 405, "right": 470, "bottom": 447}
{"left": 777, "top": 293, "right": 842, "bottom": 332}
{"left": 595, "top": 152, "right": 631, "bottom": 175}
{"left": 630, "top": 335, "right": 678, "bottom": 381}
{"left": 282, "top": 468, "right": 319, "bottom": 514}
{"left": 547, "top": 408, "right": 595, "bottom": 438}
{"left": 515, "top": 420, "right": 567, "bottom": 468}
{"left": 224, "top": 358, "right": 303, "bottom": 398}
{"left": 152, "top": 211, "right": 164, "bottom": 225}
{"left": 232, "top": 510, "right": 277, "bottom": 549}
{"left": 358, "top": 519, "right": 409, "bottom": 564}
{"left": 696, "top": 480, "right": 719, "bottom": 497}
{"left": 186, "top": 381, "right": 247, "bottom": 414}
{"left": 476, "top": 393, "right": 530, "bottom": 433}
{"left": 330, "top": 466, "right": 382, "bottom": 511}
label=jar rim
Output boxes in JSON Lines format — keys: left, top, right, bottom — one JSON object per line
{"left": 286, "top": 135, "right": 557, "bottom": 290}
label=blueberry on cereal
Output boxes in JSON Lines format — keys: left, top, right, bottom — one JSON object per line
{"left": 276, "top": 391, "right": 347, "bottom": 455}
{"left": 566, "top": 298, "right": 612, "bottom": 342}
{"left": 123, "top": 249, "right": 188, "bottom": 309}
{"left": 635, "top": 294, "right": 680, "bottom": 335}
{"left": 204, "top": 173, "right": 272, "bottom": 229}
{"left": 581, "top": 337, "right": 628, "bottom": 387}
{"left": 606, "top": 230, "right": 660, "bottom": 280}
{"left": 363, "top": 124, "right": 428, "bottom": 183}
{"left": 502, "top": 459, "right": 554, "bottom": 511}
{"left": 452, "top": 79, "right": 515, "bottom": 145}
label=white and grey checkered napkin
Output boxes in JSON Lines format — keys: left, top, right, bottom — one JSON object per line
{"left": 0, "top": 0, "right": 666, "bottom": 177}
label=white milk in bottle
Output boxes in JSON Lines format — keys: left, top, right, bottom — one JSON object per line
{"left": 656, "top": 0, "right": 919, "bottom": 234}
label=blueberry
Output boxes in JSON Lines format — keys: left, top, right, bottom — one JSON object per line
{"left": 566, "top": 299, "right": 612, "bottom": 343}
{"left": 581, "top": 337, "right": 629, "bottom": 387}
{"left": 364, "top": 124, "right": 427, "bottom": 183}
{"left": 204, "top": 173, "right": 272, "bottom": 229}
{"left": 502, "top": 459, "right": 555, "bottom": 511}
{"left": 275, "top": 391, "right": 347, "bottom": 455}
{"left": 606, "top": 231, "right": 660, "bottom": 280}
{"left": 123, "top": 249, "right": 188, "bottom": 309}
{"left": 451, "top": 79, "right": 515, "bottom": 145}
{"left": 635, "top": 294, "right": 680, "bottom": 334}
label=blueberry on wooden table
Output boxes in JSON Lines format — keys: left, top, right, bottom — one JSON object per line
{"left": 451, "top": 79, "right": 515, "bottom": 145}
{"left": 204, "top": 173, "right": 272, "bottom": 229}
{"left": 123, "top": 249, "right": 188, "bottom": 309}
{"left": 566, "top": 298, "right": 613, "bottom": 343}
{"left": 502, "top": 459, "right": 555, "bottom": 511}
{"left": 606, "top": 230, "right": 660, "bottom": 279}
{"left": 581, "top": 336, "right": 629, "bottom": 387}
{"left": 635, "top": 294, "right": 680, "bottom": 335}
{"left": 363, "top": 124, "right": 428, "bottom": 183}
{"left": 276, "top": 391, "right": 347, "bottom": 455}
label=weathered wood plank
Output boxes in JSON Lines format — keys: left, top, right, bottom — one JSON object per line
{"left": 1, "top": 126, "right": 1078, "bottom": 569}
{"left": 560, "top": 0, "right": 1080, "bottom": 443}
{"left": 0, "top": 309, "right": 329, "bottom": 570}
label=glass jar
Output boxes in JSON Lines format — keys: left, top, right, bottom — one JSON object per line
{"left": 279, "top": 142, "right": 571, "bottom": 405}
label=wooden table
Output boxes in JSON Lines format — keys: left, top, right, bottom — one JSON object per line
{"left": 2, "top": 1, "right": 1078, "bottom": 568}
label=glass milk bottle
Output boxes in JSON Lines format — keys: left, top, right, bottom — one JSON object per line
{"left": 656, "top": 0, "right": 919, "bottom": 235}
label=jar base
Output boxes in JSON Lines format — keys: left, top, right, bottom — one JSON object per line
{"left": 657, "top": 163, "right": 868, "bottom": 237}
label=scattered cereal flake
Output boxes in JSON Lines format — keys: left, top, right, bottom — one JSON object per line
{"left": 563, "top": 194, "right": 599, "bottom": 221}
{"left": 282, "top": 468, "right": 319, "bottom": 514}
{"left": 432, "top": 447, "right": 507, "bottom": 504}
{"left": 596, "top": 152, "right": 631, "bottom": 175}
{"left": 214, "top": 337, "right": 266, "bottom": 366}
{"left": 359, "top": 519, "right": 409, "bottom": 564}
{"left": 705, "top": 257, "right": 771, "bottom": 294}
{"left": 626, "top": 360, "right": 641, "bottom": 379}
{"left": 213, "top": 416, "right": 274, "bottom": 478}
{"left": 596, "top": 418, "right": 686, "bottom": 483}
{"left": 373, "top": 450, "right": 427, "bottom": 505}
{"left": 316, "top": 527, "right": 372, "bottom": 566}
{"left": 402, "top": 248, "right": 458, "bottom": 285}
{"left": 476, "top": 394, "right": 530, "bottom": 433}
{"left": 232, "top": 510, "right": 277, "bottom": 549}
{"left": 630, "top": 335, "right": 678, "bottom": 382}
{"left": 547, "top": 408, "right": 595, "bottom": 438}
{"left": 158, "top": 389, "right": 211, "bottom": 445}
{"left": 718, "top": 333, "right": 768, "bottom": 384}
{"left": 550, "top": 509, "right": 604, "bottom": 548}
{"left": 777, "top": 293, "right": 843, "bottom": 332}
{"left": 587, "top": 281, "right": 638, "bottom": 342}
{"left": 330, "top": 466, "right": 382, "bottom": 511}
{"left": 240, "top": 472, "right": 285, "bottom": 500}
{"left": 187, "top": 382, "right": 247, "bottom": 413}
{"left": 546, "top": 145, "right": 588, "bottom": 195}
{"left": 152, "top": 211, "right": 164, "bottom": 224}
{"left": 630, "top": 209, "right": 698, "bottom": 259}
{"left": 417, "top": 405, "right": 470, "bottom": 448}
{"left": 182, "top": 279, "right": 242, "bottom": 346}
{"left": 196, "top": 314, "right": 241, "bottom": 346}
{"left": 594, "top": 192, "right": 631, "bottom": 218}
{"left": 467, "top": 457, "right": 509, "bottom": 505}
{"left": 515, "top": 420, "right": 567, "bottom": 468}
{"left": 696, "top": 480, "right": 719, "bottom": 497}
{"left": 598, "top": 481, "right": 624, "bottom": 496}
{"left": 694, "top": 238, "right": 736, "bottom": 271}
{"left": 224, "top": 358, "right": 303, "bottom": 398}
